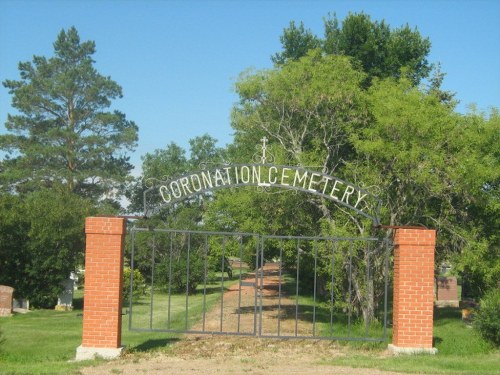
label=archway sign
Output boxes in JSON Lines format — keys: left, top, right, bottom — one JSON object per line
{"left": 143, "top": 137, "right": 382, "bottom": 225}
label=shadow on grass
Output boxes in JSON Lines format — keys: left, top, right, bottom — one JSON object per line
{"left": 130, "top": 337, "right": 180, "bottom": 352}
{"left": 434, "top": 306, "right": 462, "bottom": 326}
{"left": 433, "top": 336, "right": 443, "bottom": 346}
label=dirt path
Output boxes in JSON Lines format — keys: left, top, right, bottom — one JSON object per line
{"left": 191, "top": 262, "right": 315, "bottom": 337}
{"left": 81, "top": 336, "right": 413, "bottom": 375}
{"left": 81, "top": 263, "right": 414, "bottom": 375}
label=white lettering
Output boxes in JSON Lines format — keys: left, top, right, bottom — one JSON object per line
{"left": 170, "top": 181, "right": 182, "bottom": 199}
{"left": 190, "top": 174, "right": 202, "bottom": 192}
{"left": 322, "top": 176, "right": 332, "bottom": 195}
{"left": 330, "top": 180, "right": 344, "bottom": 200}
{"left": 268, "top": 166, "right": 278, "bottom": 184}
{"left": 179, "top": 177, "right": 192, "bottom": 195}
{"left": 153, "top": 164, "right": 374, "bottom": 219}
{"left": 240, "top": 166, "right": 250, "bottom": 183}
{"left": 281, "top": 168, "right": 291, "bottom": 186}
{"left": 159, "top": 185, "right": 171, "bottom": 203}
{"left": 308, "top": 172, "right": 321, "bottom": 192}
{"left": 252, "top": 166, "right": 261, "bottom": 184}
{"left": 354, "top": 191, "right": 368, "bottom": 208}
{"left": 223, "top": 167, "right": 232, "bottom": 184}
{"left": 214, "top": 169, "right": 225, "bottom": 186}
{"left": 293, "top": 170, "right": 308, "bottom": 188}
{"left": 341, "top": 185, "right": 355, "bottom": 204}
{"left": 234, "top": 166, "right": 240, "bottom": 184}
{"left": 201, "top": 171, "right": 213, "bottom": 189}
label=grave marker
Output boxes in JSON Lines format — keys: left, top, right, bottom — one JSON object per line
{"left": 0, "top": 285, "right": 14, "bottom": 317}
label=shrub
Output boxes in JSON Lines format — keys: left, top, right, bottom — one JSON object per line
{"left": 122, "top": 267, "right": 147, "bottom": 305}
{"left": 157, "top": 251, "right": 205, "bottom": 294}
{"left": 474, "top": 288, "right": 500, "bottom": 346}
{"left": 208, "top": 255, "right": 233, "bottom": 278}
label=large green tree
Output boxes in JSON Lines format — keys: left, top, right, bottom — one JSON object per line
{"left": 0, "top": 27, "right": 136, "bottom": 307}
{"left": 274, "top": 12, "right": 431, "bottom": 86}
{"left": 0, "top": 189, "right": 93, "bottom": 307}
{"left": 225, "top": 46, "right": 498, "bottom": 321}
{"left": 1, "top": 27, "right": 138, "bottom": 201}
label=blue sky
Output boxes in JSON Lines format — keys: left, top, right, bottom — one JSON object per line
{"left": 1, "top": 0, "right": 499, "bottom": 172}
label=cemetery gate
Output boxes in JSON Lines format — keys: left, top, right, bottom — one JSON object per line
{"left": 127, "top": 227, "right": 392, "bottom": 342}
{"left": 76, "top": 139, "right": 437, "bottom": 359}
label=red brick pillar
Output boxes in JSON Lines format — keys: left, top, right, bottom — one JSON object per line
{"left": 389, "top": 228, "right": 437, "bottom": 354}
{"left": 76, "top": 217, "right": 126, "bottom": 360}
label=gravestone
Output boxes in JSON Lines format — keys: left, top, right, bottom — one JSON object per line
{"left": 55, "top": 278, "right": 75, "bottom": 311}
{"left": 13, "top": 298, "right": 30, "bottom": 310}
{"left": 435, "top": 277, "right": 459, "bottom": 307}
{"left": 0, "top": 285, "right": 14, "bottom": 316}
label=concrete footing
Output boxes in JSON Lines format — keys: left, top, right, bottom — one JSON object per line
{"left": 388, "top": 344, "right": 438, "bottom": 355}
{"left": 75, "top": 345, "right": 125, "bottom": 361}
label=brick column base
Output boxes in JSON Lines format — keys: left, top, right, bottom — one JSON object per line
{"left": 75, "top": 217, "right": 126, "bottom": 361}
{"left": 389, "top": 228, "right": 437, "bottom": 355}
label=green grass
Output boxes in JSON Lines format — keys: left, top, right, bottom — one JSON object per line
{"left": 127, "top": 271, "right": 243, "bottom": 334}
{"left": 0, "top": 272, "right": 245, "bottom": 374}
{"left": 279, "top": 273, "right": 499, "bottom": 373}
{"left": 0, "top": 283, "right": 498, "bottom": 374}
{"left": 277, "top": 273, "right": 388, "bottom": 342}
{"left": 321, "top": 307, "right": 499, "bottom": 374}
{"left": 0, "top": 309, "right": 95, "bottom": 374}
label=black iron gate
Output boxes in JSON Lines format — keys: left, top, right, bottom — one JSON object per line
{"left": 127, "top": 227, "right": 391, "bottom": 342}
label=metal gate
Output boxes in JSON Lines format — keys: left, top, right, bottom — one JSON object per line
{"left": 127, "top": 227, "right": 391, "bottom": 342}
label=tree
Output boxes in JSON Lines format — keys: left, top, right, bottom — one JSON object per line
{"left": 450, "top": 110, "right": 500, "bottom": 297}
{"left": 127, "top": 134, "right": 224, "bottom": 215}
{"left": 126, "top": 135, "right": 225, "bottom": 283}
{"left": 272, "top": 21, "right": 321, "bottom": 65}
{"left": 0, "top": 27, "right": 134, "bottom": 307}
{"left": 274, "top": 12, "right": 431, "bottom": 86}
{"left": 1, "top": 27, "right": 138, "bottom": 202}
{"left": 220, "top": 52, "right": 382, "bottom": 320}
{"left": 227, "top": 42, "right": 499, "bottom": 320}
{"left": 0, "top": 189, "right": 93, "bottom": 307}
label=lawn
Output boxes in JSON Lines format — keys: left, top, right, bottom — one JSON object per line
{"left": 0, "top": 289, "right": 498, "bottom": 374}
{"left": 325, "top": 307, "right": 499, "bottom": 374}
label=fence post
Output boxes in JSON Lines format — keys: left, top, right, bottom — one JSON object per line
{"left": 75, "top": 217, "right": 126, "bottom": 360}
{"left": 389, "top": 228, "right": 437, "bottom": 354}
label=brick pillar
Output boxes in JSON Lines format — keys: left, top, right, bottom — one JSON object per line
{"left": 389, "top": 228, "right": 437, "bottom": 354}
{"left": 76, "top": 217, "right": 126, "bottom": 360}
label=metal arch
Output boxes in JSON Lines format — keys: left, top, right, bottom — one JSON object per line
{"left": 143, "top": 163, "right": 382, "bottom": 225}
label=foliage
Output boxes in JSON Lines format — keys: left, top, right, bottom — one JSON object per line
{"left": 0, "top": 26, "right": 137, "bottom": 309}
{"left": 474, "top": 288, "right": 500, "bottom": 346}
{"left": 0, "top": 26, "right": 138, "bottom": 202}
{"left": 0, "top": 194, "right": 30, "bottom": 295}
{"left": 127, "top": 133, "right": 225, "bottom": 215}
{"left": 157, "top": 248, "right": 205, "bottom": 294}
{"left": 234, "top": 50, "right": 368, "bottom": 171}
{"left": 271, "top": 20, "right": 320, "bottom": 64}
{"left": 227, "top": 39, "right": 499, "bottom": 319}
{"left": 123, "top": 267, "right": 147, "bottom": 305}
{"left": 208, "top": 255, "right": 232, "bottom": 278}
{"left": 274, "top": 12, "right": 431, "bottom": 86}
{"left": 0, "top": 189, "right": 93, "bottom": 308}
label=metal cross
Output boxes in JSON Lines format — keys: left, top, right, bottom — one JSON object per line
{"left": 260, "top": 136, "right": 268, "bottom": 163}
